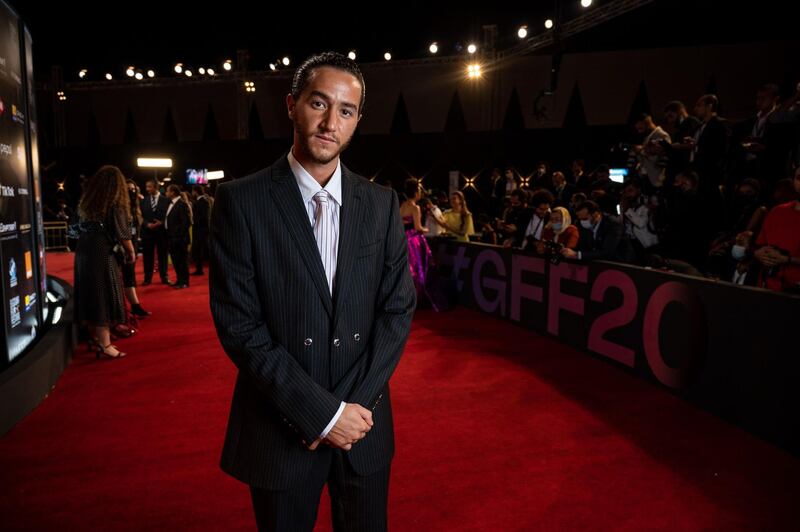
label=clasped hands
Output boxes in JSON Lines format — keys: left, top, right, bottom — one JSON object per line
{"left": 307, "top": 403, "right": 373, "bottom": 451}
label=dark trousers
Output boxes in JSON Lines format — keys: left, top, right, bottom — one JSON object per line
{"left": 168, "top": 237, "right": 190, "bottom": 285}
{"left": 191, "top": 227, "right": 209, "bottom": 272}
{"left": 142, "top": 231, "right": 169, "bottom": 282}
{"left": 249, "top": 448, "right": 390, "bottom": 532}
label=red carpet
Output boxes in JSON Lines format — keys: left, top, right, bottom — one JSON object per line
{"left": 1, "top": 251, "right": 799, "bottom": 530}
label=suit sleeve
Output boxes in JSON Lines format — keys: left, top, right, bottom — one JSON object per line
{"left": 337, "top": 189, "right": 416, "bottom": 409}
{"left": 208, "top": 183, "right": 342, "bottom": 444}
{"left": 580, "top": 219, "right": 625, "bottom": 261}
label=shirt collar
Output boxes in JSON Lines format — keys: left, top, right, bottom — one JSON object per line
{"left": 170, "top": 196, "right": 180, "bottom": 204}
{"left": 288, "top": 147, "right": 342, "bottom": 207}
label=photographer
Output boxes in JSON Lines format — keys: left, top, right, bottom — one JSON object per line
{"left": 534, "top": 207, "right": 579, "bottom": 261}
{"left": 519, "top": 190, "right": 554, "bottom": 251}
{"left": 632, "top": 113, "right": 671, "bottom": 192}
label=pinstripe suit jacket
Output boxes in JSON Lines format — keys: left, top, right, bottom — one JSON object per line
{"left": 208, "top": 152, "right": 416, "bottom": 489}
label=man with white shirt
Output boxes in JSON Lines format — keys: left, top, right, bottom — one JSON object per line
{"left": 517, "top": 190, "right": 553, "bottom": 250}
{"left": 208, "top": 52, "right": 415, "bottom": 532}
{"left": 139, "top": 179, "right": 171, "bottom": 285}
{"left": 164, "top": 185, "right": 191, "bottom": 289}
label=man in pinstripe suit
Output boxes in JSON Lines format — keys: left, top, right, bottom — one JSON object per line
{"left": 209, "top": 52, "right": 416, "bottom": 531}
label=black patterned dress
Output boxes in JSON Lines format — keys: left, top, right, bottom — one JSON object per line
{"left": 73, "top": 204, "right": 131, "bottom": 327}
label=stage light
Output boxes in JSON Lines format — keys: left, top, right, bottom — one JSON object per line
{"left": 79, "top": 69, "right": 87, "bottom": 79}
{"left": 174, "top": 63, "right": 183, "bottom": 74}
{"left": 207, "top": 68, "right": 215, "bottom": 75}
{"left": 134, "top": 72, "right": 143, "bottom": 80}
{"left": 467, "top": 43, "right": 477, "bottom": 54}
{"left": 348, "top": 51, "right": 356, "bottom": 60}
{"left": 244, "top": 81, "right": 256, "bottom": 93}
{"left": 198, "top": 67, "right": 206, "bottom": 75}
{"left": 57, "top": 91, "right": 67, "bottom": 101}
{"left": 282, "top": 56, "right": 290, "bottom": 66}
{"left": 126, "top": 67, "right": 135, "bottom": 77}
{"left": 581, "top": 0, "right": 593, "bottom": 7}
{"left": 185, "top": 70, "right": 193, "bottom": 77}
{"left": 545, "top": 19, "right": 554, "bottom": 29}
{"left": 269, "top": 63, "right": 276, "bottom": 71}
{"left": 137, "top": 158, "right": 173, "bottom": 168}
{"left": 105, "top": 73, "right": 113, "bottom": 80}
{"left": 467, "top": 63, "right": 482, "bottom": 79}
{"left": 384, "top": 52, "right": 392, "bottom": 61}
{"left": 429, "top": 43, "right": 438, "bottom": 54}
{"left": 207, "top": 170, "right": 225, "bottom": 180}
{"left": 223, "top": 59, "right": 233, "bottom": 71}
{"left": 147, "top": 70, "right": 155, "bottom": 78}
{"left": 518, "top": 26, "right": 528, "bottom": 39}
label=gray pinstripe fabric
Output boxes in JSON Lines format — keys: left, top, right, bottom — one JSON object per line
{"left": 208, "top": 152, "right": 416, "bottom": 490}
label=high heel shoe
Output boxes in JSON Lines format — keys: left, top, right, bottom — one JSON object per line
{"left": 95, "top": 343, "right": 127, "bottom": 359}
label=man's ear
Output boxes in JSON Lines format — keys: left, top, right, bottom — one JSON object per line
{"left": 286, "top": 93, "right": 295, "bottom": 119}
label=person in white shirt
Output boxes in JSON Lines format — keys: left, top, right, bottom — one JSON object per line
{"left": 633, "top": 113, "right": 671, "bottom": 190}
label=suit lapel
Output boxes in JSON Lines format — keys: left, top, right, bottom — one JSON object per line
{"left": 270, "top": 154, "right": 334, "bottom": 317}
{"left": 331, "top": 164, "right": 362, "bottom": 334}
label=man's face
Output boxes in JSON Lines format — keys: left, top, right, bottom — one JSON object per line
{"left": 694, "top": 99, "right": 710, "bottom": 120}
{"left": 664, "top": 110, "right": 678, "bottom": 125}
{"left": 146, "top": 182, "right": 157, "bottom": 195}
{"left": 505, "top": 170, "right": 514, "bottom": 179}
{"left": 553, "top": 174, "right": 565, "bottom": 188}
{"left": 287, "top": 66, "right": 362, "bottom": 165}
{"left": 756, "top": 90, "right": 777, "bottom": 113}
{"left": 534, "top": 202, "right": 550, "bottom": 219}
{"left": 634, "top": 121, "right": 648, "bottom": 135}
{"left": 572, "top": 162, "right": 583, "bottom": 175}
{"left": 537, "top": 165, "right": 546, "bottom": 176}
{"left": 576, "top": 208, "right": 591, "bottom": 223}
{"left": 510, "top": 195, "right": 520, "bottom": 208}
{"left": 596, "top": 169, "right": 609, "bottom": 182}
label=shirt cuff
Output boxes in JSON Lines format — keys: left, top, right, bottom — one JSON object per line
{"left": 320, "top": 401, "right": 346, "bottom": 438}
{"left": 577, "top": 251, "right": 582, "bottom": 260}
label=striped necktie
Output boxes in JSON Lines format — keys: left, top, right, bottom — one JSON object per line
{"left": 151, "top": 195, "right": 157, "bottom": 210}
{"left": 312, "top": 190, "right": 337, "bottom": 295}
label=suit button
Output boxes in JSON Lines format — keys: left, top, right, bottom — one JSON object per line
{"left": 333, "top": 338, "right": 341, "bottom": 347}
{"left": 354, "top": 333, "right": 360, "bottom": 341}
{"left": 304, "top": 338, "right": 313, "bottom": 347}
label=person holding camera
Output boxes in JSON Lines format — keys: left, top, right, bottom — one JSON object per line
{"left": 518, "top": 190, "right": 554, "bottom": 251}
{"left": 561, "top": 200, "right": 633, "bottom": 263}
{"left": 534, "top": 207, "right": 579, "bottom": 260}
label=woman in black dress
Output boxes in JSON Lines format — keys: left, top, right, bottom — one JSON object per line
{"left": 73, "top": 166, "right": 136, "bottom": 359}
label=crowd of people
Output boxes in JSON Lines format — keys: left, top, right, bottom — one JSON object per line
{"left": 71, "top": 166, "right": 214, "bottom": 358}
{"left": 401, "top": 86, "right": 800, "bottom": 298}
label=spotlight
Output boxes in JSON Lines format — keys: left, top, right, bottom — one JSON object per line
{"left": 137, "top": 158, "right": 173, "bottom": 168}
{"left": 581, "top": 0, "right": 592, "bottom": 7}
{"left": 147, "top": 70, "right": 155, "bottom": 78}
{"left": 199, "top": 67, "right": 206, "bottom": 75}
{"left": 545, "top": 19, "right": 554, "bottom": 29}
{"left": 207, "top": 68, "right": 215, "bottom": 75}
{"left": 126, "top": 67, "right": 135, "bottom": 77}
{"left": 384, "top": 52, "right": 392, "bottom": 61}
{"left": 348, "top": 51, "right": 356, "bottom": 60}
{"left": 78, "top": 69, "right": 87, "bottom": 79}
{"left": 467, "top": 64, "right": 482, "bottom": 79}
{"left": 467, "top": 43, "right": 477, "bottom": 54}
{"left": 105, "top": 73, "right": 113, "bottom": 80}
{"left": 429, "top": 42, "right": 439, "bottom": 54}
{"left": 518, "top": 26, "right": 528, "bottom": 39}
{"left": 185, "top": 70, "right": 193, "bottom": 77}
{"left": 135, "top": 72, "right": 143, "bottom": 80}
{"left": 269, "top": 63, "right": 276, "bottom": 71}
{"left": 174, "top": 63, "right": 183, "bottom": 74}
{"left": 223, "top": 59, "right": 233, "bottom": 71}
{"left": 282, "top": 56, "right": 290, "bottom": 66}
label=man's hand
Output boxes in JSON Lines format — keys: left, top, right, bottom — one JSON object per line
{"left": 755, "top": 246, "right": 787, "bottom": 267}
{"left": 325, "top": 403, "right": 373, "bottom": 451}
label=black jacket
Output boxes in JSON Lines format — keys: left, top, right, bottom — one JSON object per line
{"left": 139, "top": 193, "right": 170, "bottom": 237}
{"left": 208, "top": 153, "right": 416, "bottom": 489}
{"left": 165, "top": 199, "right": 191, "bottom": 241}
{"left": 576, "top": 215, "right": 633, "bottom": 262}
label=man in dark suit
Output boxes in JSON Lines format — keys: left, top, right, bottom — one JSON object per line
{"left": 139, "top": 179, "right": 171, "bottom": 285}
{"left": 689, "top": 94, "right": 731, "bottom": 196}
{"left": 549, "top": 171, "right": 577, "bottom": 208}
{"left": 561, "top": 200, "right": 633, "bottom": 263}
{"left": 208, "top": 52, "right": 416, "bottom": 532}
{"left": 164, "top": 185, "right": 191, "bottom": 289}
{"left": 190, "top": 185, "right": 212, "bottom": 275}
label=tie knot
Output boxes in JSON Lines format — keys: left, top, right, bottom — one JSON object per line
{"left": 313, "top": 190, "right": 329, "bottom": 204}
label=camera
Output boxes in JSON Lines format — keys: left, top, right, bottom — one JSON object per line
{"left": 542, "top": 239, "right": 564, "bottom": 265}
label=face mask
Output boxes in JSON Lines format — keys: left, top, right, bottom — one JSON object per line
{"left": 551, "top": 222, "right": 563, "bottom": 232}
{"left": 580, "top": 219, "right": 593, "bottom": 229}
{"left": 731, "top": 245, "right": 747, "bottom": 260}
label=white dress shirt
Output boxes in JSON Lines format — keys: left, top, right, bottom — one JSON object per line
{"left": 287, "top": 148, "right": 346, "bottom": 440}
